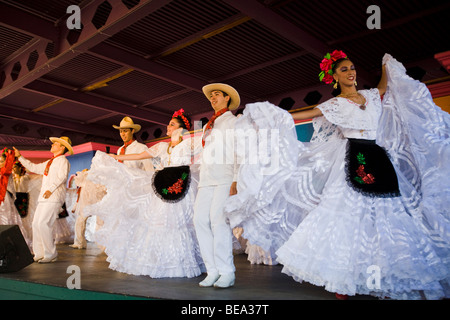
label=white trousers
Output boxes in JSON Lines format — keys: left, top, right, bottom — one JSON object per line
{"left": 73, "top": 214, "right": 89, "bottom": 248}
{"left": 32, "top": 202, "right": 61, "bottom": 259}
{"left": 193, "top": 184, "right": 235, "bottom": 275}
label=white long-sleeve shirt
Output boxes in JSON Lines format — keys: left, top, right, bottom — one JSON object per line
{"left": 199, "top": 111, "right": 239, "bottom": 187}
{"left": 18, "top": 155, "right": 70, "bottom": 204}
{"left": 117, "top": 140, "right": 154, "bottom": 172}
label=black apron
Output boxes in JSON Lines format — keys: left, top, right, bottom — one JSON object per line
{"left": 152, "top": 166, "right": 191, "bottom": 202}
{"left": 345, "top": 139, "right": 400, "bottom": 198}
{"left": 14, "top": 192, "right": 29, "bottom": 217}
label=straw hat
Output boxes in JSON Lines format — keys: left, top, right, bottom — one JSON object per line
{"left": 112, "top": 116, "right": 141, "bottom": 133}
{"left": 202, "top": 83, "right": 240, "bottom": 110}
{"left": 49, "top": 136, "right": 73, "bottom": 155}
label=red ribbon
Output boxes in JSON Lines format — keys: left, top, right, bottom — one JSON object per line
{"left": 44, "top": 154, "right": 63, "bottom": 176}
{"left": 118, "top": 139, "right": 135, "bottom": 163}
{"left": 202, "top": 108, "right": 228, "bottom": 148}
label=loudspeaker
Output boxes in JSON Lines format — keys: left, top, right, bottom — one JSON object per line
{"left": 0, "top": 225, "right": 33, "bottom": 273}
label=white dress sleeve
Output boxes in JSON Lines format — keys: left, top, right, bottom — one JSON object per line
{"left": 377, "top": 53, "right": 450, "bottom": 238}
{"left": 224, "top": 101, "right": 309, "bottom": 255}
{"left": 145, "top": 142, "right": 166, "bottom": 158}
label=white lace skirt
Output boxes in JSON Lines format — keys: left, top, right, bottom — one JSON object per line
{"left": 0, "top": 194, "right": 31, "bottom": 248}
{"left": 225, "top": 101, "right": 450, "bottom": 299}
{"left": 275, "top": 139, "right": 448, "bottom": 299}
{"left": 85, "top": 152, "right": 205, "bottom": 278}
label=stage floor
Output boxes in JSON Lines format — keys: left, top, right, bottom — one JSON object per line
{"left": 0, "top": 242, "right": 374, "bottom": 300}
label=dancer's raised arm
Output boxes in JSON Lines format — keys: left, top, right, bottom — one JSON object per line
{"left": 291, "top": 107, "right": 323, "bottom": 121}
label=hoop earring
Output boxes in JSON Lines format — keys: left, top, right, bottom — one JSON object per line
{"left": 333, "top": 81, "right": 338, "bottom": 89}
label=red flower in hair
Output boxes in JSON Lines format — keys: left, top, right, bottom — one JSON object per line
{"left": 320, "top": 58, "right": 333, "bottom": 73}
{"left": 172, "top": 108, "right": 191, "bottom": 131}
{"left": 322, "top": 73, "right": 334, "bottom": 85}
{"left": 330, "top": 50, "right": 347, "bottom": 61}
{"left": 172, "top": 108, "right": 185, "bottom": 118}
{"left": 318, "top": 50, "right": 348, "bottom": 84}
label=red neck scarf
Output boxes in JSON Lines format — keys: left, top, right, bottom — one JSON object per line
{"left": 119, "top": 139, "right": 135, "bottom": 163}
{"left": 44, "top": 154, "right": 63, "bottom": 176}
{"left": 202, "top": 108, "right": 228, "bottom": 147}
{"left": 0, "top": 149, "right": 16, "bottom": 204}
{"left": 76, "top": 187, "right": 81, "bottom": 203}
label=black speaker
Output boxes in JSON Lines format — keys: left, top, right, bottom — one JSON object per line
{"left": 0, "top": 225, "right": 33, "bottom": 273}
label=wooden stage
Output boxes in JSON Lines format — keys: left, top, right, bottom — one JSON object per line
{"left": 0, "top": 242, "right": 380, "bottom": 302}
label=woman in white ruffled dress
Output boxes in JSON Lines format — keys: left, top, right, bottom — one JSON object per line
{"left": 85, "top": 109, "right": 205, "bottom": 278}
{"left": 69, "top": 169, "right": 106, "bottom": 249}
{"left": 225, "top": 52, "right": 450, "bottom": 300}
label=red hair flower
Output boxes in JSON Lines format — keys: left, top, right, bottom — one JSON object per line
{"left": 172, "top": 108, "right": 185, "bottom": 118}
{"left": 321, "top": 73, "right": 334, "bottom": 85}
{"left": 330, "top": 50, "right": 348, "bottom": 61}
{"left": 172, "top": 108, "right": 191, "bottom": 131}
{"left": 320, "top": 58, "right": 333, "bottom": 73}
{"left": 318, "top": 50, "right": 348, "bottom": 84}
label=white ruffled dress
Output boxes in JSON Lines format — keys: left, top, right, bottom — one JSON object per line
{"left": 0, "top": 175, "right": 30, "bottom": 247}
{"left": 225, "top": 55, "right": 450, "bottom": 299}
{"left": 85, "top": 139, "right": 205, "bottom": 278}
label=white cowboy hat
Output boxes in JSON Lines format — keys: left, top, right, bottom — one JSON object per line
{"left": 112, "top": 116, "right": 141, "bottom": 133}
{"left": 202, "top": 83, "right": 241, "bottom": 111}
{"left": 49, "top": 136, "right": 74, "bottom": 155}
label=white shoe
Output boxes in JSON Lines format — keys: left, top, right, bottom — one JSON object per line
{"left": 38, "top": 256, "right": 58, "bottom": 263}
{"left": 69, "top": 244, "right": 85, "bottom": 249}
{"left": 214, "top": 273, "right": 235, "bottom": 288}
{"left": 33, "top": 256, "right": 43, "bottom": 262}
{"left": 199, "top": 273, "right": 220, "bottom": 287}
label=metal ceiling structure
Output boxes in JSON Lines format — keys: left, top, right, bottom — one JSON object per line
{"left": 0, "top": 0, "right": 449, "bottom": 150}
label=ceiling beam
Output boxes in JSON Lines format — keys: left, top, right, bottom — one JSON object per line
{"left": 212, "top": 50, "right": 308, "bottom": 83}
{"left": 0, "top": 102, "right": 115, "bottom": 139}
{"left": 0, "top": 3, "right": 59, "bottom": 42}
{"left": 222, "top": 0, "right": 328, "bottom": 58}
{"left": 222, "top": 0, "right": 375, "bottom": 84}
{"left": 0, "top": 0, "right": 172, "bottom": 99}
{"left": 138, "top": 88, "right": 192, "bottom": 108}
{"left": 328, "top": 2, "right": 450, "bottom": 46}
{"left": 89, "top": 42, "right": 207, "bottom": 92}
{"left": 150, "top": 14, "right": 251, "bottom": 59}
{"left": 23, "top": 80, "right": 170, "bottom": 125}
{"left": 89, "top": 42, "right": 260, "bottom": 109}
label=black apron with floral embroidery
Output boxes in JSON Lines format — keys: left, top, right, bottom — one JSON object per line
{"left": 345, "top": 139, "right": 400, "bottom": 198}
{"left": 152, "top": 166, "right": 191, "bottom": 202}
{"left": 14, "top": 192, "right": 29, "bottom": 217}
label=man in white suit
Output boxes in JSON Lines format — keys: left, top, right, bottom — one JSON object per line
{"left": 69, "top": 117, "right": 153, "bottom": 250}
{"left": 113, "top": 116, "right": 154, "bottom": 172}
{"left": 14, "top": 137, "right": 72, "bottom": 263}
{"left": 194, "top": 83, "right": 240, "bottom": 288}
